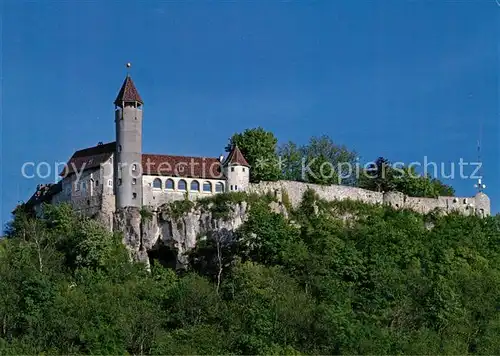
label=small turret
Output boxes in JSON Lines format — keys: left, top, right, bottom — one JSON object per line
{"left": 223, "top": 145, "right": 250, "bottom": 192}
{"left": 474, "top": 192, "right": 490, "bottom": 217}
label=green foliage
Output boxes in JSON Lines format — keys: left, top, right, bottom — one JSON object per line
{"left": 281, "top": 189, "right": 292, "bottom": 212}
{"left": 2, "top": 191, "right": 499, "bottom": 354}
{"left": 304, "top": 154, "right": 339, "bottom": 185}
{"left": 229, "top": 127, "right": 282, "bottom": 182}
{"left": 164, "top": 199, "right": 195, "bottom": 220}
{"left": 278, "top": 135, "right": 357, "bottom": 185}
{"left": 198, "top": 191, "right": 249, "bottom": 220}
{"left": 359, "top": 156, "right": 455, "bottom": 197}
{"left": 140, "top": 206, "right": 154, "bottom": 221}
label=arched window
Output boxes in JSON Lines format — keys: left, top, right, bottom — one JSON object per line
{"left": 165, "top": 179, "right": 174, "bottom": 190}
{"left": 152, "top": 178, "right": 162, "bottom": 189}
{"left": 178, "top": 179, "right": 187, "bottom": 191}
{"left": 203, "top": 181, "right": 212, "bottom": 192}
{"left": 215, "top": 182, "right": 224, "bottom": 193}
{"left": 190, "top": 180, "right": 200, "bottom": 191}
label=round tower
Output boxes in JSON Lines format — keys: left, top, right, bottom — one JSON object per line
{"left": 114, "top": 73, "right": 143, "bottom": 209}
{"left": 223, "top": 145, "right": 250, "bottom": 192}
{"left": 474, "top": 192, "right": 490, "bottom": 217}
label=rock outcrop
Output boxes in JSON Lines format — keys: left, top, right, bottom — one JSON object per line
{"left": 115, "top": 201, "right": 249, "bottom": 269}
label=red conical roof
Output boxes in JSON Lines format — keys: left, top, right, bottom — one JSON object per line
{"left": 224, "top": 145, "right": 250, "bottom": 167}
{"left": 114, "top": 75, "right": 143, "bottom": 105}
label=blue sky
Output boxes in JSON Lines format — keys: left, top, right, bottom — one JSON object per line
{"left": 1, "top": 1, "right": 499, "bottom": 227}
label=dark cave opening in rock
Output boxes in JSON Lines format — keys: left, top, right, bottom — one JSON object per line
{"left": 148, "top": 245, "right": 178, "bottom": 269}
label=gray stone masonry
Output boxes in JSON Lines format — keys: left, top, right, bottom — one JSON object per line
{"left": 248, "top": 180, "right": 490, "bottom": 217}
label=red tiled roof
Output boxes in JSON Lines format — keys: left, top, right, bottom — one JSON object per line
{"left": 223, "top": 145, "right": 249, "bottom": 167}
{"left": 142, "top": 154, "right": 224, "bottom": 179}
{"left": 60, "top": 142, "right": 115, "bottom": 176}
{"left": 59, "top": 141, "right": 224, "bottom": 179}
{"left": 114, "top": 75, "right": 143, "bottom": 105}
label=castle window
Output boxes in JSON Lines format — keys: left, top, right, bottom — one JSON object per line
{"left": 108, "top": 179, "right": 113, "bottom": 187}
{"left": 178, "top": 179, "right": 187, "bottom": 191}
{"left": 166, "top": 179, "right": 174, "bottom": 190}
{"left": 243, "top": 168, "right": 246, "bottom": 172}
{"left": 132, "top": 193, "right": 137, "bottom": 199}
{"left": 118, "top": 145, "right": 122, "bottom": 152}
{"left": 118, "top": 179, "right": 122, "bottom": 186}
{"left": 230, "top": 185, "right": 233, "bottom": 191}
{"left": 235, "top": 185, "right": 238, "bottom": 191}
{"left": 152, "top": 178, "right": 162, "bottom": 189}
{"left": 231, "top": 167, "right": 235, "bottom": 172}
{"left": 132, "top": 178, "right": 137, "bottom": 185}
{"left": 190, "top": 180, "right": 200, "bottom": 192}
{"left": 203, "top": 182, "right": 212, "bottom": 192}
{"left": 75, "top": 182, "right": 80, "bottom": 192}
{"left": 95, "top": 180, "right": 99, "bottom": 187}
{"left": 216, "top": 182, "right": 224, "bottom": 193}
{"left": 81, "top": 182, "right": 87, "bottom": 193}
{"left": 132, "top": 164, "right": 137, "bottom": 171}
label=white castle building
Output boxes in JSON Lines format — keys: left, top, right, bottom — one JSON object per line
{"left": 26, "top": 74, "right": 250, "bottom": 221}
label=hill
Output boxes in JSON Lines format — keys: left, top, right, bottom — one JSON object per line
{"left": 1, "top": 191, "right": 500, "bottom": 354}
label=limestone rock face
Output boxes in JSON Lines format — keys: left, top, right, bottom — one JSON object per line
{"left": 114, "top": 207, "right": 149, "bottom": 266}
{"left": 115, "top": 202, "right": 249, "bottom": 269}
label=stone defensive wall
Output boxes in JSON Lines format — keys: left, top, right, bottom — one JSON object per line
{"left": 248, "top": 180, "right": 490, "bottom": 217}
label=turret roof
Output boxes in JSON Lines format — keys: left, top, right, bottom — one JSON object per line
{"left": 114, "top": 75, "right": 143, "bottom": 105}
{"left": 224, "top": 145, "right": 250, "bottom": 167}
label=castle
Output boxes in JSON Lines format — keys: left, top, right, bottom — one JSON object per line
{"left": 25, "top": 73, "right": 491, "bottom": 224}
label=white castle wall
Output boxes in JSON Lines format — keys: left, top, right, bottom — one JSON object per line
{"left": 249, "top": 180, "right": 490, "bottom": 217}
{"left": 249, "top": 180, "right": 384, "bottom": 207}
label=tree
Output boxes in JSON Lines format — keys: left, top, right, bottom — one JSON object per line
{"left": 359, "top": 158, "right": 455, "bottom": 197}
{"left": 228, "top": 127, "right": 281, "bottom": 182}
{"left": 359, "top": 157, "right": 396, "bottom": 192}
{"left": 278, "top": 135, "right": 357, "bottom": 185}
{"left": 303, "top": 154, "right": 339, "bottom": 185}
{"left": 277, "top": 141, "right": 303, "bottom": 181}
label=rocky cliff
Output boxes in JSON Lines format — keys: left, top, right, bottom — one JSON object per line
{"left": 114, "top": 201, "right": 250, "bottom": 270}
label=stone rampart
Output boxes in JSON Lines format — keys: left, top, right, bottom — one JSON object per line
{"left": 249, "top": 180, "right": 490, "bottom": 216}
